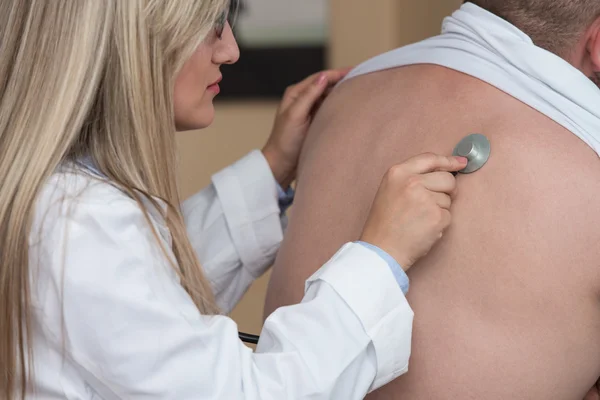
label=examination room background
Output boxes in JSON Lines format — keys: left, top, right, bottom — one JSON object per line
{"left": 176, "top": 0, "right": 463, "bottom": 339}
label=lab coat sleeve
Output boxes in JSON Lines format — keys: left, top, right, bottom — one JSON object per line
{"left": 35, "top": 187, "right": 414, "bottom": 400}
{"left": 182, "top": 150, "right": 284, "bottom": 313}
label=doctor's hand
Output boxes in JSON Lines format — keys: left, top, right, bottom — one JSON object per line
{"left": 360, "top": 153, "right": 468, "bottom": 271}
{"left": 262, "top": 67, "right": 351, "bottom": 190}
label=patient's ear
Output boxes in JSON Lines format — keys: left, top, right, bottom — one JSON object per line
{"left": 584, "top": 16, "right": 600, "bottom": 80}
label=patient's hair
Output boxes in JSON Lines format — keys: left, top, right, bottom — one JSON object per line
{"left": 469, "top": 0, "right": 600, "bottom": 57}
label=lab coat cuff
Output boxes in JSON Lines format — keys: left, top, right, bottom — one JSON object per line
{"left": 211, "top": 150, "right": 284, "bottom": 279}
{"left": 355, "top": 241, "right": 410, "bottom": 294}
{"left": 305, "top": 242, "right": 414, "bottom": 391}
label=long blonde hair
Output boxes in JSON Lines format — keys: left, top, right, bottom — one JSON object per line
{"left": 0, "top": 0, "right": 229, "bottom": 397}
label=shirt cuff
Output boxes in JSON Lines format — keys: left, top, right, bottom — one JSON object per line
{"left": 355, "top": 241, "right": 409, "bottom": 295}
{"left": 276, "top": 183, "right": 295, "bottom": 214}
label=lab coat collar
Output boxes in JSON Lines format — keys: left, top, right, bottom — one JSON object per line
{"left": 73, "top": 156, "right": 169, "bottom": 214}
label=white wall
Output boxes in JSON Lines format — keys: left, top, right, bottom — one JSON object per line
{"left": 236, "top": 0, "right": 327, "bottom": 46}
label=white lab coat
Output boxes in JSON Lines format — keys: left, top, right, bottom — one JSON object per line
{"left": 27, "top": 150, "right": 414, "bottom": 399}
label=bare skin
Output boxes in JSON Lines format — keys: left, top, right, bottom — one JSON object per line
{"left": 264, "top": 65, "right": 600, "bottom": 399}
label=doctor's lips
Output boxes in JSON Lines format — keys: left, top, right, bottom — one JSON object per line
{"left": 207, "top": 76, "right": 222, "bottom": 94}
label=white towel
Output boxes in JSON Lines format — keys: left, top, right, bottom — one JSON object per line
{"left": 342, "top": 2, "right": 600, "bottom": 156}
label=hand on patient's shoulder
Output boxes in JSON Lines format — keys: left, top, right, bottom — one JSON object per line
{"left": 360, "top": 153, "right": 467, "bottom": 271}
{"left": 262, "top": 67, "right": 351, "bottom": 190}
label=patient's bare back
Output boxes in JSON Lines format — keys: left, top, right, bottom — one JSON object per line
{"left": 264, "top": 65, "right": 600, "bottom": 399}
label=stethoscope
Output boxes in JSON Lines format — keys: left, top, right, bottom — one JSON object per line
{"left": 238, "top": 133, "right": 491, "bottom": 345}
{"left": 238, "top": 331, "right": 260, "bottom": 344}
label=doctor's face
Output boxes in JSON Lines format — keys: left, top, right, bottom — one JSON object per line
{"left": 173, "top": 19, "right": 240, "bottom": 131}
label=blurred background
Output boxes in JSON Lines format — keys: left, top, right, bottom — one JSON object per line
{"left": 176, "top": 0, "right": 463, "bottom": 338}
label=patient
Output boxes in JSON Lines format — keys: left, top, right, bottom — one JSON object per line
{"left": 264, "top": 1, "right": 600, "bottom": 399}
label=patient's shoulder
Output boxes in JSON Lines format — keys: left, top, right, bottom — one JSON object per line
{"left": 298, "top": 61, "right": 600, "bottom": 273}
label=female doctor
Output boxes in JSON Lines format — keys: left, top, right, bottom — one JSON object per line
{"left": 0, "top": 0, "right": 468, "bottom": 399}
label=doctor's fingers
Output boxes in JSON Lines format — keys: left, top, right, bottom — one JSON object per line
{"left": 419, "top": 171, "right": 459, "bottom": 197}
{"left": 293, "top": 68, "right": 350, "bottom": 95}
{"left": 280, "top": 68, "right": 350, "bottom": 110}
{"left": 404, "top": 153, "right": 468, "bottom": 175}
{"left": 431, "top": 192, "right": 452, "bottom": 210}
{"left": 284, "top": 74, "right": 332, "bottom": 121}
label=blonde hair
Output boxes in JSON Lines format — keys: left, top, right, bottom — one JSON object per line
{"left": 0, "top": 0, "right": 229, "bottom": 397}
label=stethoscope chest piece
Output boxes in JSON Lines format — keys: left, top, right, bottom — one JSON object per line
{"left": 452, "top": 133, "right": 491, "bottom": 174}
